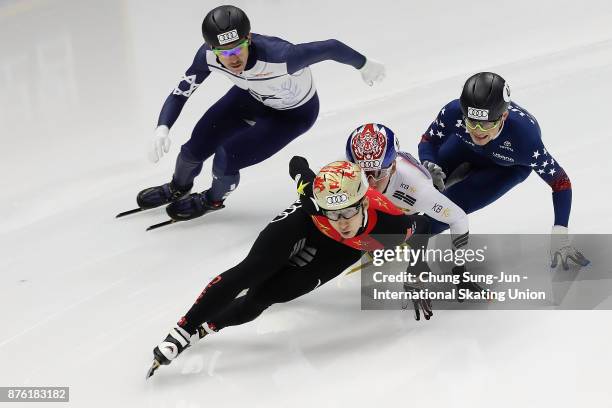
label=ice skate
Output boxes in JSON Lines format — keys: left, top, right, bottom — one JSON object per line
{"left": 136, "top": 181, "right": 192, "bottom": 210}
{"left": 146, "top": 326, "right": 191, "bottom": 379}
{"left": 165, "top": 190, "right": 225, "bottom": 221}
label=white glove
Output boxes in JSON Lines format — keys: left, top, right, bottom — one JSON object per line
{"left": 550, "top": 225, "right": 590, "bottom": 269}
{"left": 148, "top": 125, "right": 171, "bottom": 163}
{"left": 422, "top": 161, "right": 446, "bottom": 191}
{"left": 359, "top": 58, "right": 386, "bottom": 86}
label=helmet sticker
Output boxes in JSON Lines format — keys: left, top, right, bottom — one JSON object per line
{"left": 503, "top": 82, "right": 511, "bottom": 102}
{"left": 313, "top": 161, "right": 367, "bottom": 210}
{"left": 350, "top": 124, "right": 388, "bottom": 170}
{"left": 467, "top": 107, "right": 489, "bottom": 121}
{"left": 325, "top": 193, "right": 349, "bottom": 206}
{"left": 217, "top": 29, "right": 239, "bottom": 45}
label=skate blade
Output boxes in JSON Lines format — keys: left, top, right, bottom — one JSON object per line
{"left": 116, "top": 207, "right": 145, "bottom": 218}
{"left": 146, "top": 359, "right": 161, "bottom": 379}
{"left": 146, "top": 219, "right": 176, "bottom": 231}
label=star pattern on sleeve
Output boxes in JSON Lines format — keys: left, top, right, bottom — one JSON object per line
{"left": 510, "top": 106, "right": 536, "bottom": 124}
{"left": 441, "top": 107, "right": 446, "bottom": 115}
{"left": 532, "top": 150, "right": 540, "bottom": 159}
{"left": 455, "top": 119, "right": 462, "bottom": 128}
{"left": 373, "top": 196, "right": 389, "bottom": 209}
{"left": 436, "top": 130, "right": 445, "bottom": 138}
{"left": 172, "top": 74, "right": 201, "bottom": 97}
{"left": 531, "top": 148, "right": 564, "bottom": 187}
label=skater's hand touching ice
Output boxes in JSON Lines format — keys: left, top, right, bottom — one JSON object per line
{"left": 402, "top": 282, "right": 433, "bottom": 321}
{"left": 550, "top": 226, "right": 590, "bottom": 270}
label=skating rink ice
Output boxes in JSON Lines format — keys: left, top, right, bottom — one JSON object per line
{"left": 1, "top": 0, "right": 612, "bottom": 406}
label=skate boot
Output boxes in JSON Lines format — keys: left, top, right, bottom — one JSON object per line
{"left": 165, "top": 190, "right": 225, "bottom": 221}
{"left": 136, "top": 181, "right": 192, "bottom": 210}
{"left": 146, "top": 326, "right": 192, "bottom": 379}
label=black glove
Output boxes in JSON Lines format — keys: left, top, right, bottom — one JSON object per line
{"left": 402, "top": 282, "right": 433, "bottom": 321}
{"left": 452, "top": 265, "right": 484, "bottom": 303}
{"left": 289, "top": 156, "right": 319, "bottom": 215}
{"left": 289, "top": 156, "right": 312, "bottom": 181}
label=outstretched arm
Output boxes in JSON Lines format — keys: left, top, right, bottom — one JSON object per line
{"left": 524, "top": 140, "right": 572, "bottom": 227}
{"left": 286, "top": 40, "right": 384, "bottom": 86}
{"left": 411, "top": 180, "right": 469, "bottom": 248}
{"left": 149, "top": 46, "right": 211, "bottom": 163}
{"left": 524, "top": 139, "right": 589, "bottom": 268}
{"left": 157, "top": 45, "right": 211, "bottom": 129}
{"left": 418, "top": 101, "right": 460, "bottom": 190}
{"left": 289, "top": 155, "right": 321, "bottom": 216}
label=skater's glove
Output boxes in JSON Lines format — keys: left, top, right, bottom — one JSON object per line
{"left": 289, "top": 155, "right": 320, "bottom": 215}
{"left": 452, "top": 265, "right": 484, "bottom": 303}
{"left": 148, "top": 125, "right": 171, "bottom": 163}
{"left": 359, "top": 58, "right": 386, "bottom": 86}
{"left": 422, "top": 161, "right": 446, "bottom": 191}
{"left": 289, "top": 156, "right": 310, "bottom": 181}
{"left": 402, "top": 282, "right": 433, "bottom": 321}
{"left": 550, "top": 225, "right": 590, "bottom": 270}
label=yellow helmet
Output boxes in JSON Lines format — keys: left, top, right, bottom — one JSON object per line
{"left": 313, "top": 161, "right": 368, "bottom": 210}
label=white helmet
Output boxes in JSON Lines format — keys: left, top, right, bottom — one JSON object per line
{"left": 313, "top": 161, "right": 368, "bottom": 211}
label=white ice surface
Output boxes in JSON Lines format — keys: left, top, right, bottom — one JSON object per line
{"left": 1, "top": 1, "right": 612, "bottom": 407}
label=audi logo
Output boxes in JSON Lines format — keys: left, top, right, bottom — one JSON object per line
{"left": 326, "top": 194, "right": 348, "bottom": 205}
{"left": 360, "top": 160, "right": 381, "bottom": 168}
{"left": 467, "top": 107, "right": 489, "bottom": 120}
{"left": 217, "top": 29, "right": 239, "bottom": 44}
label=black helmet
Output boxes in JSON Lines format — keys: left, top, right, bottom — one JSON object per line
{"left": 460, "top": 72, "right": 511, "bottom": 121}
{"left": 202, "top": 5, "right": 250, "bottom": 48}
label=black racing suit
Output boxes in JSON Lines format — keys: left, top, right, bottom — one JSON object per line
{"left": 178, "top": 157, "right": 430, "bottom": 334}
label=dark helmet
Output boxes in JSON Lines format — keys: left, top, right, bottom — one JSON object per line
{"left": 460, "top": 72, "right": 511, "bottom": 121}
{"left": 202, "top": 5, "right": 250, "bottom": 47}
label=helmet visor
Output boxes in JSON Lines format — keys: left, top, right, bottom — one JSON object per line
{"left": 322, "top": 199, "right": 364, "bottom": 221}
{"left": 212, "top": 39, "right": 249, "bottom": 57}
{"left": 364, "top": 166, "right": 392, "bottom": 181}
{"left": 464, "top": 116, "right": 501, "bottom": 131}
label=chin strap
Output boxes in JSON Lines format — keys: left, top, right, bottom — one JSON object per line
{"left": 360, "top": 204, "right": 368, "bottom": 229}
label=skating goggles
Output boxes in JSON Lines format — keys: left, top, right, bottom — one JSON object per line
{"left": 365, "top": 166, "right": 392, "bottom": 181}
{"left": 212, "top": 39, "right": 249, "bottom": 57}
{"left": 464, "top": 117, "right": 501, "bottom": 131}
{"left": 322, "top": 200, "right": 364, "bottom": 221}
